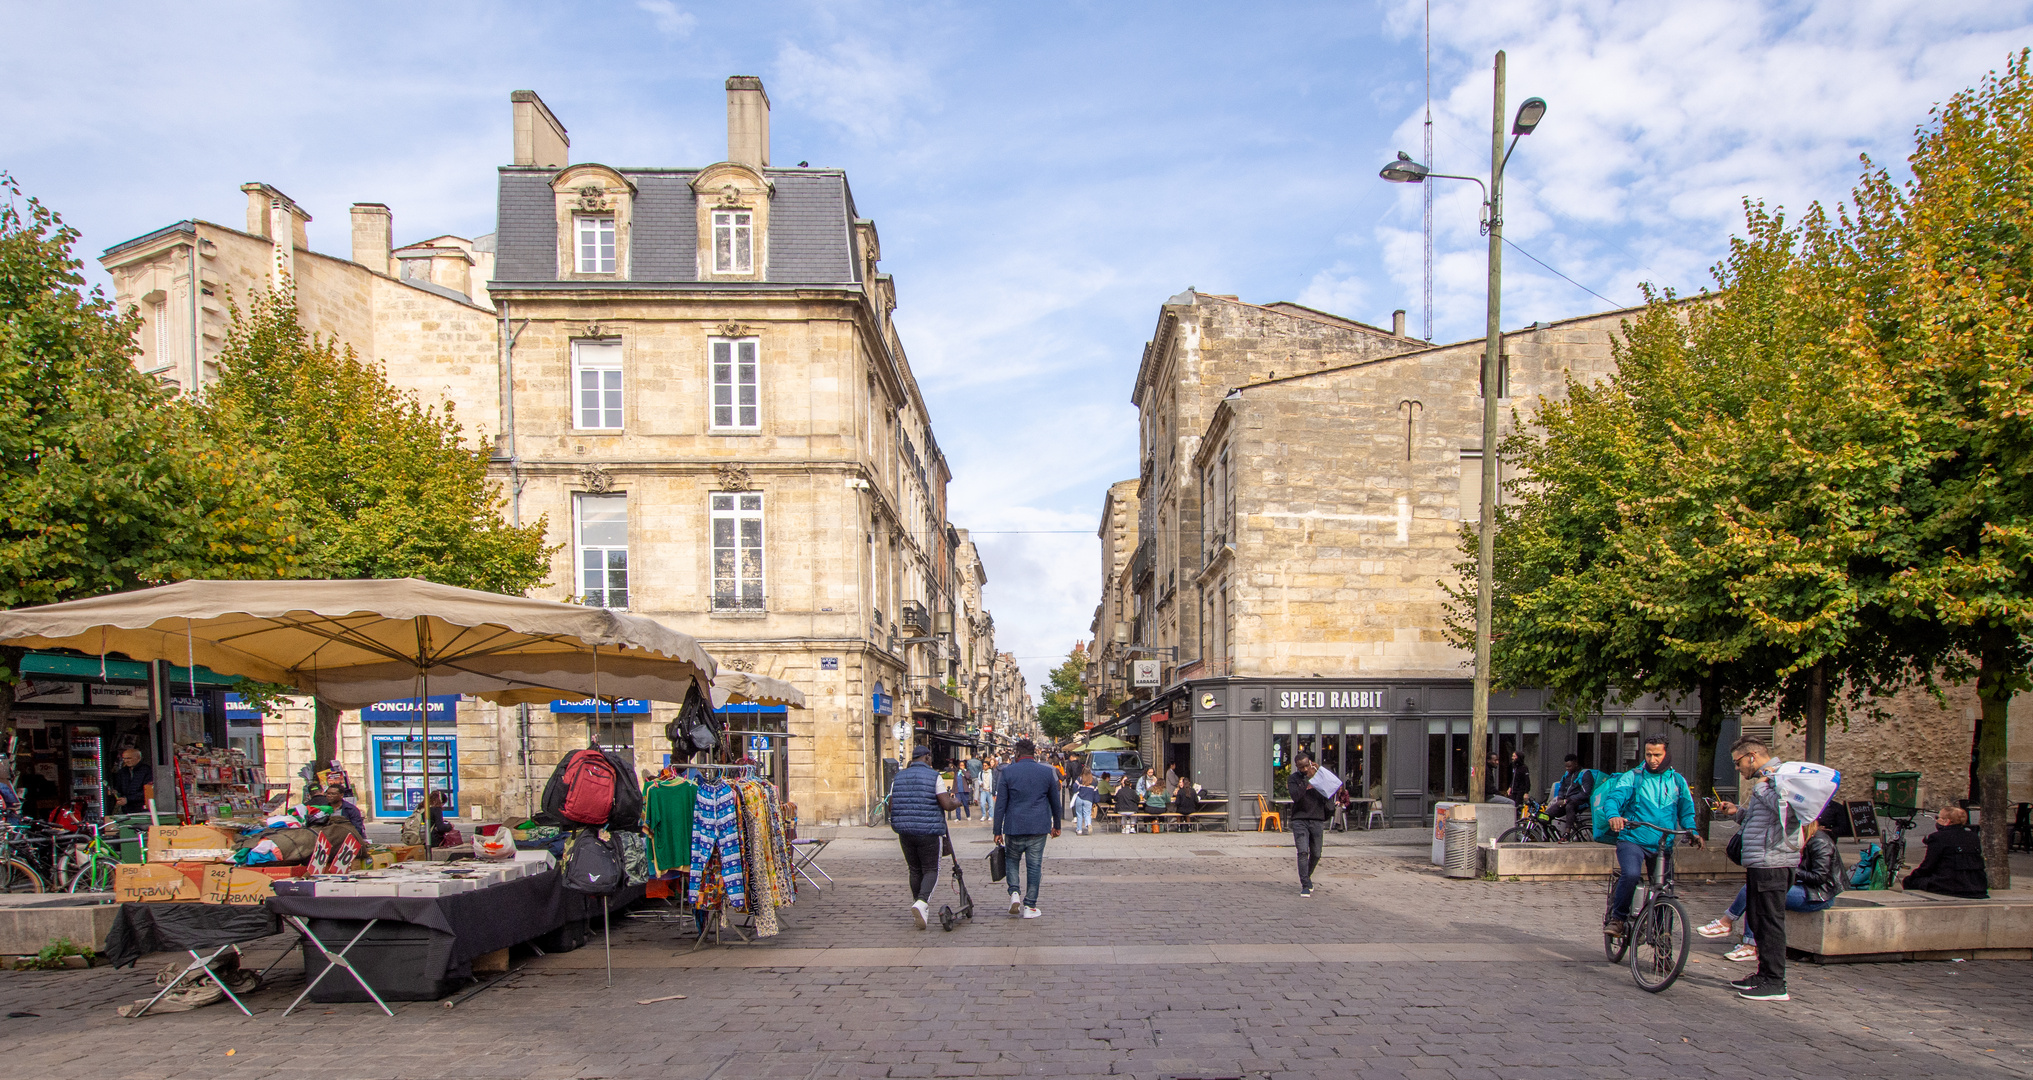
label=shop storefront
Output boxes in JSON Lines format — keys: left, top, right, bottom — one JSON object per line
{"left": 1181, "top": 676, "right": 1737, "bottom": 828}
{"left": 363, "top": 695, "right": 462, "bottom": 819}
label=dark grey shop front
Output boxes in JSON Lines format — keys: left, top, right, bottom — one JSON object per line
{"left": 1159, "top": 678, "right": 1736, "bottom": 829}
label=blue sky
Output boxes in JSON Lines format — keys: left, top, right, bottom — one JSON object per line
{"left": 5, "top": 0, "right": 2031, "bottom": 694}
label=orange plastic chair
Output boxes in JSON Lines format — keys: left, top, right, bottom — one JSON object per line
{"left": 1256, "top": 794, "right": 1282, "bottom": 831}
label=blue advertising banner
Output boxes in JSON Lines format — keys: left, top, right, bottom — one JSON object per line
{"left": 549, "top": 698, "right": 651, "bottom": 714}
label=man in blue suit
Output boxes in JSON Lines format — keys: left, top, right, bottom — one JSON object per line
{"left": 993, "top": 738, "right": 1063, "bottom": 919}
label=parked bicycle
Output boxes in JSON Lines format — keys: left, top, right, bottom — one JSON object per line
{"left": 54, "top": 821, "right": 124, "bottom": 894}
{"left": 0, "top": 823, "right": 46, "bottom": 894}
{"left": 1603, "top": 827, "right": 1696, "bottom": 993}
{"left": 1498, "top": 796, "right": 1589, "bottom": 844}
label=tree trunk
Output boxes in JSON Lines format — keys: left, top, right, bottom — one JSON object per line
{"left": 312, "top": 699, "right": 338, "bottom": 785}
{"left": 1803, "top": 660, "right": 1828, "bottom": 765}
{"left": 1692, "top": 674, "right": 1723, "bottom": 841}
{"left": 1975, "top": 632, "right": 2014, "bottom": 891}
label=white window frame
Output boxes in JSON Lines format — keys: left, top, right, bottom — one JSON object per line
{"left": 711, "top": 210, "right": 752, "bottom": 274}
{"left": 574, "top": 493, "right": 630, "bottom": 610}
{"left": 576, "top": 215, "right": 616, "bottom": 274}
{"left": 572, "top": 341, "right": 624, "bottom": 431}
{"left": 709, "top": 337, "right": 761, "bottom": 431}
{"left": 710, "top": 491, "right": 766, "bottom": 612}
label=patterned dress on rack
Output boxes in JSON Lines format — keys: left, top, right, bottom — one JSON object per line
{"left": 762, "top": 787, "right": 796, "bottom": 906}
{"left": 687, "top": 781, "right": 745, "bottom": 911}
{"left": 734, "top": 781, "right": 779, "bottom": 937}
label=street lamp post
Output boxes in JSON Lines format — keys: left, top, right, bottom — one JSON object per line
{"left": 1381, "top": 51, "right": 1544, "bottom": 805}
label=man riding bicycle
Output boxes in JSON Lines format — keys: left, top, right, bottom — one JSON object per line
{"left": 1602, "top": 735, "right": 1703, "bottom": 934}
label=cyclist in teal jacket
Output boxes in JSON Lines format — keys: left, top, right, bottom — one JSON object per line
{"left": 1601, "top": 735, "right": 1703, "bottom": 933}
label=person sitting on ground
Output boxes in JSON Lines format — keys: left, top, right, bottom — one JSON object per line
{"left": 1902, "top": 805, "right": 1990, "bottom": 898}
{"left": 1698, "top": 819, "right": 1844, "bottom": 962}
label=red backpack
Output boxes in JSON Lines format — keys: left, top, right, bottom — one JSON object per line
{"left": 546, "top": 748, "right": 620, "bottom": 827}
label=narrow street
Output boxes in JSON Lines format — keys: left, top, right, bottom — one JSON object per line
{"left": 2, "top": 824, "right": 2027, "bottom": 1080}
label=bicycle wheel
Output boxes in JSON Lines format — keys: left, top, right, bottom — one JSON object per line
{"left": 1630, "top": 898, "right": 1689, "bottom": 992}
{"left": 0, "top": 859, "right": 42, "bottom": 894}
{"left": 67, "top": 857, "right": 119, "bottom": 894}
{"left": 1498, "top": 825, "right": 1532, "bottom": 844}
{"left": 1602, "top": 881, "right": 1630, "bottom": 962}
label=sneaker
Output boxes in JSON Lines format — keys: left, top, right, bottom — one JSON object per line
{"left": 1300, "top": 887, "right": 1313, "bottom": 897}
{"left": 1022, "top": 905, "right": 1041, "bottom": 919}
{"left": 1728, "top": 974, "right": 1761, "bottom": 991}
{"left": 1738, "top": 981, "right": 1789, "bottom": 1001}
{"left": 1696, "top": 917, "right": 1734, "bottom": 939}
{"left": 1724, "top": 943, "right": 1759, "bottom": 963}
{"left": 912, "top": 900, "right": 929, "bottom": 929}
{"left": 1008, "top": 893, "right": 1023, "bottom": 916}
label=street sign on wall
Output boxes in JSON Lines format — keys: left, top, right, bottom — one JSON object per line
{"left": 1132, "top": 659, "right": 1160, "bottom": 687}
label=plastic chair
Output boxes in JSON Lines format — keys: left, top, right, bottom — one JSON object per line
{"left": 1364, "top": 807, "right": 1385, "bottom": 830}
{"left": 1255, "top": 794, "right": 1282, "bottom": 831}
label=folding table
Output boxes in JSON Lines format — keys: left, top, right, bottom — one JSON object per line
{"left": 279, "top": 915, "right": 393, "bottom": 1017}
{"left": 790, "top": 837, "right": 833, "bottom": 891}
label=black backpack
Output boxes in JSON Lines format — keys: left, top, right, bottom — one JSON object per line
{"left": 561, "top": 829, "right": 622, "bottom": 895}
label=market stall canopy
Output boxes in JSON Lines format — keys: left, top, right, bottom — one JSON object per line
{"left": 710, "top": 671, "right": 806, "bottom": 710}
{"left": 0, "top": 578, "right": 717, "bottom": 710}
{"left": 1081, "top": 735, "right": 1131, "bottom": 751}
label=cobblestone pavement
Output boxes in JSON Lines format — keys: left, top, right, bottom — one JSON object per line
{"left": 1, "top": 822, "right": 2027, "bottom": 1079}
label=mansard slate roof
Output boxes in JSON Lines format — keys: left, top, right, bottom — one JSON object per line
{"left": 492, "top": 166, "right": 862, "bottom": 288}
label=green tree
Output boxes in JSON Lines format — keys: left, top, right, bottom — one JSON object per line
{"left": 1841, "top": 51, "right": 2033, "bottom": 884}
{"left": 1034, "top": 643, "right": 1088, "bottom": 740}
{"left": 197, "top": 289, "right": 555, "bottom": 759}
{"left": 0, "top": 177, "right": 301, "bottom": 725}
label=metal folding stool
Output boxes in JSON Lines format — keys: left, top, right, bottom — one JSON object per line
{"left": 127, "top": 941, "right": 291, "bottom": 1020}
{"left": 790, "top": 837, "right": 833, "bottom": 892}
{"left": 281, "top": 915, "right": 394, "bottom": 1017}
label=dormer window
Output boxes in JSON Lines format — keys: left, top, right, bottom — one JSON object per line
{"left": 712, "top": 210, "right": 752, "bottom": 273}
{"left": 576, "top": 216, "right": 616, "bottom": 273}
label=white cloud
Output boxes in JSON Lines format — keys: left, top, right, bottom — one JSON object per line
{"left": 636, "top": 0, "right": 696, "bottom": 37}
{"left": 773, "top": 38, "right": 934, "bottom": 143}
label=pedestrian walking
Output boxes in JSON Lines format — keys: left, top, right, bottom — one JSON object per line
{"left": 1071, "top": 771, "right": 1098, "bottom": 834}
{"left": 889, "top": 746, "right": 949, "bottom": 929}
{"left": 1715, "top": 733, "right": 1801, "bottom": 1001}
{"left": 992, "top": 737, "right": 1062, "bottom": 919}
{"left": 978, "top": 754, "right": 997, "bottom": 823}
{"left": 1289, "top": 753, "right": 1331, "bottom": 896}
{"left": 952, "top": 766, "right": 974, "bottom": 820}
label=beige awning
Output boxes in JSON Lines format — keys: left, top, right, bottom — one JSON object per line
{"left": 0, "top": 578, "right": 715, "bottom": 710}
{"left": 710, "top": 671, "right": 807, "bottom": 709}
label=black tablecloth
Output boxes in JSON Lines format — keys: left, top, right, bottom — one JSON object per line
{"left": 103, "top": 902, "right": 281, "bottom": 969}
{"left": 267, "top": 870, "right": 644, "bottom": 980}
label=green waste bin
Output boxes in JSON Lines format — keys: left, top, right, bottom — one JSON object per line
{"left": 1872, "top": 771, "right": 1921, "bottom": 818}
{"left": 104, "top": 814, "right": 155, "bottom": 864}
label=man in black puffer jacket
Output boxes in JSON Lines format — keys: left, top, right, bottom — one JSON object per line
{"left": 889, "top": 746, "right": 950, "bottom": 929}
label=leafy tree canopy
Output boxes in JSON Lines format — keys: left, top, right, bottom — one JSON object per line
{"left": 1035, "top": 643, "right": 1088, "bottom": 740}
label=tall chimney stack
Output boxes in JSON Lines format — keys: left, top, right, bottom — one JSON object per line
{"left": 1391, "top": 309, "right": 1407, "bottom": 337}
{"left": 726, "top": 76, "right": 771, "bottom": 169}
{"left": 350, "top": 204, "right": 393, "bottom": 273}
{"left": 510, "top": 91, "right": 569, "bottom": 168}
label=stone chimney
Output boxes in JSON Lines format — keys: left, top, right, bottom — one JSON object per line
{"left": 350, "top": 203, "right": 393, "bottom": 274}
{"left": 726, "top": 76, "right": 771, "bottom": 169}
{"left": 240, "top": 183, "right": 310, "bottom": 249}
{"left": 511, "top": 90, "right": 569, "bottom": 168}
{"left": 1391, "top": 309, "right": 1407, "bottom": 337}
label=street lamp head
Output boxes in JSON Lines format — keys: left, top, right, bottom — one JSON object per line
{"left": 1379, "top": 151, "right": 1429, "bottom": 184}
{"left": 1511, "top": 97, "right": 1547, "bottom": 135}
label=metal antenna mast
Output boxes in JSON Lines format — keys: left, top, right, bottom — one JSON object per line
{"left": 1423, "top": 0, "right": 1434, "bottom": 340}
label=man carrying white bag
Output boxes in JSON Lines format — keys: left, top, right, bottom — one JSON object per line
{"left": 1714, "top": 734, "right": 1840, "bottom": 1003}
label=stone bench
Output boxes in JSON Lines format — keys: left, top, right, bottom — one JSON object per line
{"left": 1789, "top": 890, "right": 2033, "bottom": 963}
{"left": 0, "top": 894, "right": 120, "bottom": 955}
{"left": 1481, "top": 841, "right": 1738, "bottom": 882}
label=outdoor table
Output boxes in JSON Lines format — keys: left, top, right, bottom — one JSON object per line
{"left": 268, "top": 869, "right": 645, "bottom": 1008}
{"left": 104, "top": 901, "right": 288, "bottom": 1019}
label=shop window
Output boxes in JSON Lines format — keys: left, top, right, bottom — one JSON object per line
{"left": 709, "top": 337, "right": 760, "bottom": 431}
{"left": 575, "top": 493, "right": 629, "bottom": 609}
{"left": 711, "top": 492, "right": 765, "bottom": 611}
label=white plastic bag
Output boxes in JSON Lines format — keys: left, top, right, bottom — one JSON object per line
{"left": 1771, "top": 761, "right": 1841, "bottom": 825}
{"left": 472, "top": 823, "right": 517, "bottom": 861}
{"left": 1309, "top": 765, "right": 1343, "bottom": 800}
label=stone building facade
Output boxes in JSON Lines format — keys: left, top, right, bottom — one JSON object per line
{"left": 1083, "top": 479, "right": 1140, "bottom": 725}
{"left": 98, "top": 80, "right": 995, "bottom": 827}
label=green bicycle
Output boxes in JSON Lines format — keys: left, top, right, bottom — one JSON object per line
{"left": 55, "top": 822, "right": 123, "bottom": 894}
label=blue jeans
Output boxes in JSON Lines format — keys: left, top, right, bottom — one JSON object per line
{"left": 1608, "top": 840, "right": 1650, "bottom": 921}
{"left": 1004, "top": 833, "right": 1048, "bottom": 907}
{"left": 1727, "top": 884, "right": 1831, "bottom": 944}
{"left": 1073, "top": 800, "right": 1094, "bottom": 832}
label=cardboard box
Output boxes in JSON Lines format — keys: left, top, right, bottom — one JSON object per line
{"left": 114, "top": 863, "right": 204, "bottom": 903}
{"left": 201, "top": 864, "right": 277, "bottom": 905}
{"left": 146, "top": 825, "right": 240, "bottom": 864}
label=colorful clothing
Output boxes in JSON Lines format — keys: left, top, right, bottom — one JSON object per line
{"left": 688, "top": 781, "right": 745, "bottom": 911}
